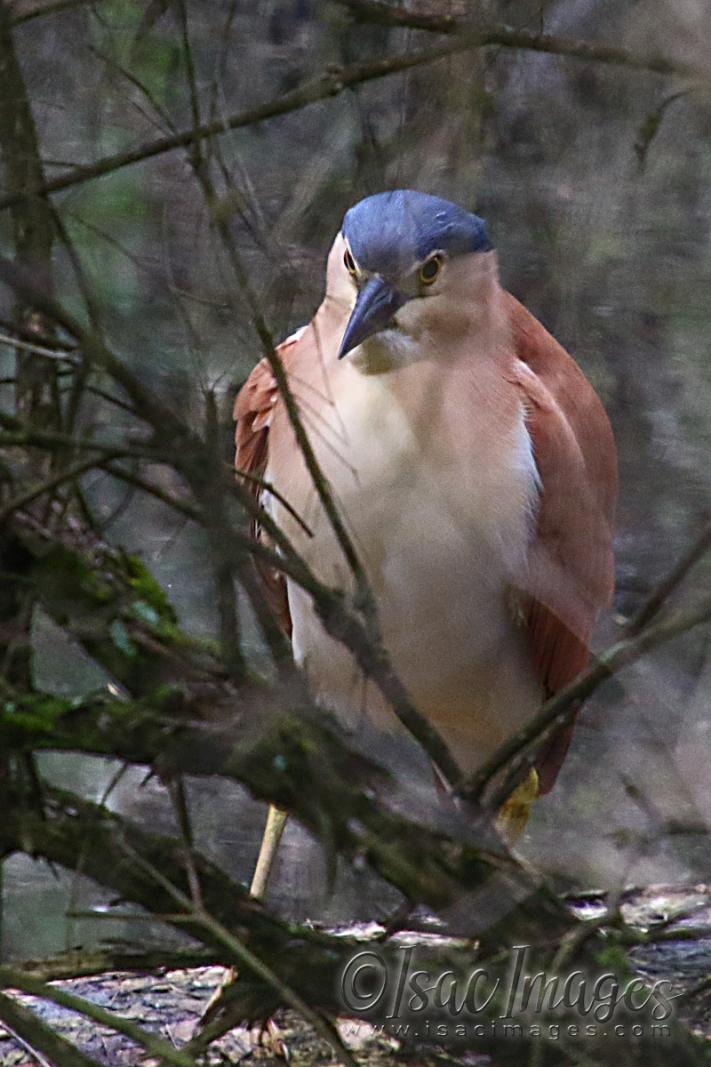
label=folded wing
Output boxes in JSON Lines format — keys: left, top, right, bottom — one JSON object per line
{"left": 505, "top": 294, "right": 618, "bottom": 791}
{"left": 234, "top": 338, "right": 298, "bottom": 636}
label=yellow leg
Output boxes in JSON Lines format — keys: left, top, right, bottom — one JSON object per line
{"left": 249, "top": 805, "right": 288, "bottom": 899}
{"left": 201, "top": 805, "right": 288, "bottom": 1023}
{"left": 495, "top": 768, "right": 539, "bottom": 846}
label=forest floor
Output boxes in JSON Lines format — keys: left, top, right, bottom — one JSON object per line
{"left": 2, "top": 885, "right": 711, "bottom": 1066}
{"left": 0, "top": 961, "right": 474, "bottom": 1066}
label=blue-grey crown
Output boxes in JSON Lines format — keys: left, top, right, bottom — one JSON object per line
{"left": 341, "top": 190, "right": 492, "bottom": 279}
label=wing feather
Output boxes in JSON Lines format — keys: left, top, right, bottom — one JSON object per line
{"left": 505, "top": 294, "right": 617, "bottom": 791}
{"left": 234, "top": 339, "right": 299, "bottom": 636}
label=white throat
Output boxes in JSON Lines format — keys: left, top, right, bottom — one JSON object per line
{"left": 349, "top": 327, "right": 423, "bottom": 375}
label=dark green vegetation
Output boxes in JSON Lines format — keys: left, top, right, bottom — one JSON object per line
{"left": 0, "top": 1, "right": 710, "bottom": 1064}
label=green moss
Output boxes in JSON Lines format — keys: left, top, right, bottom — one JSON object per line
{"left": 123, "top": 554, "right": 177, "bottom": 623}
{"left": 109, "top": 619, "right": 136, "bottom": 659}
{"left": 594, "top": 943, "right": 633, "bottom": 979}
{"left": 129, "top": 599, "right": 161, "bottom": 627}
{"left": 1, "top": 693, "right": 76, "bottom": 732}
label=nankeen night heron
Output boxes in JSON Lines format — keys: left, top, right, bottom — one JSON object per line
{"left": 205, "top": 190, "right": 617, "bottom": 1027}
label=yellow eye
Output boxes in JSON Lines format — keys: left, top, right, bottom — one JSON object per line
{"left": 344, "top": 248, "right": 358, "bottom": 277}
{"left": 418, "top": 254, "right": 443, "bottom": 286}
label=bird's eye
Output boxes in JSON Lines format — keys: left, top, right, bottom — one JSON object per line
{"left": 418, "top": 254, "right": 443, "bottom": 286}
{"left": 343, "top": 248, "right": 358, "bottom": 277}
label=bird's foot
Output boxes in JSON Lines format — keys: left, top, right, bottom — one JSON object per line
{"left": 199, "top": 964, "right": 236, "bottom": 1027}
{"left": 254, "top": 1016, "right": 290, "bottom": 1061}
{"left": 197, "top": 969, "right": 290, "bottom": 1061}
{"left": 495, "top": 767, "right": 539, "bottom": 846}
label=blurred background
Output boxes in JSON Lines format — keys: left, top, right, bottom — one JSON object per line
{"left": 2, "top": 0, "right": 711, "bottom": 964}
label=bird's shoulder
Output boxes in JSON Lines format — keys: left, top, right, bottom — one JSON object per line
{"left": 233, "top": 327, "right": 306, "bottom": 477}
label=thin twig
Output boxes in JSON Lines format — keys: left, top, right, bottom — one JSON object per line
{"left": 167, "top": 776, "right": 204, "bottom": 911}
{"left": 0, "top": 990, "right": 99, "bottom": 1067}
{"left": 101, "top": 460, "right": 315, "bottom": 613}
{"left": 82, "top": 384, "right": 139, "bottom": 416}
{"left": 0, "top": 315, "right": 74, "bottom": 351}
{"left": 236, "top": 467, "right": 313, "bottom": 537}
{"left": 0, "top": 330, "right": 79, "bottom": 363}
{"left": 0, "top": 253, "right": 462, "bottom": 784}
{"left": 11, "top": 0, "right": 103, "bottom": 26}
{"left": 174, "top": 12, "right": 246, "bottom": 677}
{"left": 0, "top": 426, "right": 157, "bottom": 461}
{"left": 180, "top": 76, "right": 462, "bottom": 779}
{"left": 101, "top": 462, "right": 201, "bottom": 522}
{"left": 121, "top": 843, "right": 359, "bottom": 1067}
{"left": 460, "top": 592, "right": 711, "bottom": 806}
{"left": 0, "top": 452, "right": 121, "bottom": 524}
{"left": 625, "top": 516, "right": 711, "bottom": 635}
{"left": 338, "top": 0, "right": 705, "bottom": 75}
{"left": 0, "top": 24, "right": 700, "bottom": 215}
{"left": 18, "top": 948, "right": 214, "bottom": 982}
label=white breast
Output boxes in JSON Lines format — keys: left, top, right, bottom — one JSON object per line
{"left": 268, "top": 357, "right": 542, "bottom": 774}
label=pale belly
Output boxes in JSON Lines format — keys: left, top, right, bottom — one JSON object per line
{"left": 269, "top": 365, "right": 542, "bottom": 775}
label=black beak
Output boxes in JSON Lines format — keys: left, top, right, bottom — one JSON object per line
{"left": 338, "top": 276, "right": 406, "bottom": 359}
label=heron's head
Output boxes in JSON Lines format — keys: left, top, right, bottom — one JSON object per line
{"left": 332, "top": 190, "right": 494, "bottom": 361}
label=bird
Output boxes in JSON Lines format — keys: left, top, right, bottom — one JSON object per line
{"left": 232, "top": 188, "right": 617, "bottom": 909}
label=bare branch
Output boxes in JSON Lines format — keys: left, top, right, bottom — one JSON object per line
{"left": 0, "top": 1, "right": 58, "bottom": 426}
{"left": 0, "top": 452, "right": 121, "bottom": 524}
{"left": 0, "top": 330, "right": 79, "bottom": 363}
{"left": 11, "top": 0, "right": 104, "bottom": 26}
{"left": 0, "top": 247, "right": 466, "bottom": 784}
{"left": 0, "top": 682, "right": 523, "bottom": 912}
{"left": 122, "top": 840, "right": 357, "bottom": 1067}
{"left": 338, "top": 0, "right": 705, "bottom": 78}
{"left": 0, "top": 22, "right": 701, "bottom": 216}
{"left": 0, "top": 991, "right": 99, "bottom": 1067}
{"left": 625, "top": 515, "right": 711, "bottom": 635}
{"left": 15, "top": 947, "right": 214, "bottom": 982}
